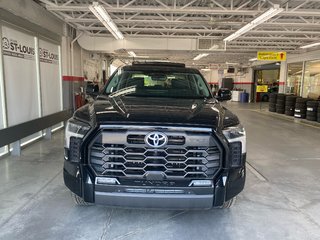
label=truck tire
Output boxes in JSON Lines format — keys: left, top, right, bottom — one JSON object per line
{"left": 276, "top": 108, "right": 285, "bottom": 114}
{"left": 269, "top": 102, "right": 276, "bottom": 112}
{"left": 294, "top": 113, "right": 306, "bottom": 119}
{"left": 306, "top": 101, "right": 319, "bottom": 113}
{"left": 306, "top": 115, "right": 317, "bottom": 121}
{"left": 221, "top": 197, "right": 236, "bottom": 209}
{"left": 285, "top": 110, "right": 294, "bottom": 116}
{"left": 71, "top": 192, "right": 92, "bottom": 206}
{"left": 296, "top": 97, "right": 308, "bottom": 103}
{"left": 285, "top": 106, "right": 294, "bottom": 111}
{"left": 286, "top": 95, "right": 297, "bottom": 102}
{"left": 269, "top": 93, "right": 277, "bottom": 103}
{"left": 269, "top": 107, "right": 276, "bottom": 112}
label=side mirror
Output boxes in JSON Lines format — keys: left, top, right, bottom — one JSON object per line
{"left": 216, "top": 89, "right": 231, "bottom": 101}
{"left": 86, "top": 84, "right": 99, "bottom": 97}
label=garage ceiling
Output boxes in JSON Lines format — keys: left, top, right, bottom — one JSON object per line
{"left": 35, "top": 0, "right": 320, "bottom": 67}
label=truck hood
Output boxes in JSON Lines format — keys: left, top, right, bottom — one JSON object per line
{"left": 74, "top": 96, "right": 239, "bottom": 130}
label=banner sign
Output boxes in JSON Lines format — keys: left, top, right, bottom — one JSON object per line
{"left": 2, "top": 35, "right": 35, "bottom": 60}
{"left": 39, "top": 39, "right": 62, "bottom": 116}
{"left": 39, "top": 47, "right": 59, "bottom": 64}
{"left": 1, "top": 26, "right": 39, "bottom": 127}
{"left": 256, "top": 85, "right": 268, "bottom": 93}
{"left": 257, "top": 51, "right": 286, "bottom": 61}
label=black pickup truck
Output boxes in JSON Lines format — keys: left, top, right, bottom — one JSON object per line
{"left": 64, "top": 62, "right": 246, "bottom": 209}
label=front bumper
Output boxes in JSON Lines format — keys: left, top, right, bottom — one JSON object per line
{"left": 63, "top": 160, "right": 245, "bottom": 209}
{"left": 95, "top": 191, "right": 213, "bottom": 209}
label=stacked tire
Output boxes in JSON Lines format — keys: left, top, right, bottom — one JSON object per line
{"left": 269, "top": 93, "right": 277, "bottom": 112}
{"left": 285, "top": 96, "right": 297, "bottom": 116}
{"left": 276, "top": 94, "right": 286, "bottom": 114}
{"left": 294, "top": 98, "right": 308, "bottom": 119}
{"left": 306, "top": 101, "right": 319, "bottom": 121}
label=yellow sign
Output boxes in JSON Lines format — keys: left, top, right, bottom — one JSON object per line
{"left": 257, "top": 51, "right": 286, "bottom": 61}
{"left": 256, "top": 85, "right": 268, "bottom": 93}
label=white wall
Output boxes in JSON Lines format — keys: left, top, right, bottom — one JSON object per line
{"left": 0, "top": 1, "right": 64, "bottom": 154}
{"left": 201, "top": 67, "right": 253, "bottom": 95}
{"left": 78, "top": 35, "right": 198, "bottom": 52}
{"left": 0, "top": 0, "right": 63, "bottom": 36}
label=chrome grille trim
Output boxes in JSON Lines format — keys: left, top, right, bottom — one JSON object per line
{"left": 89, "top": 126, "right": 221, "bottom": 180}
{"left": 99, "top": 125, "right": 212, "bottom": 132}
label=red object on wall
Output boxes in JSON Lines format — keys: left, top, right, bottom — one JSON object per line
{"left": 233, "top": 82, "right": 254, "bottom": 84}
{"left": 74, "top": 93, "right": 85, "bottom": 109}
{"left": 62, "top": 76, "right": 85, "bottom": 81}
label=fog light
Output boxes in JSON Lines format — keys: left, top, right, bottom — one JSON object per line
{"left": 188, "top": 180, "right": 213, "bottom": 187}
{"left": 95, "top": 177, "right": 120, "bottom": 185}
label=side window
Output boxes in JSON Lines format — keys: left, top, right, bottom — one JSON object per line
{"left": 194, "top": 74, "right": 210, "bottom": 97}
{"left": 105, "top": 70, "right": 120, "bottom": 93}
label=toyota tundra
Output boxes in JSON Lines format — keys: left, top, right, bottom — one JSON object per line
{"left": 64, "top": 62, "right": 246, "bottom": 209}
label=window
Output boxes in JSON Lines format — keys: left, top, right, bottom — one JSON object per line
{"left": 286, "top": 62, "right": 303, "bottom": 96}
{"left": 303, "top": 60, "right": 320, "bottom": 99}
{"left": 104, "top": 69, "right": 211, "bottom": 99}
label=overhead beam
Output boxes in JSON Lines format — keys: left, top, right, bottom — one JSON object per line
{"left": 78, "top": 26, "right": 320, "bottom": 35}
{"left": 45, "top": 5, "right": 320, "bottom": 17}
{"left": 65, "top": 18, "right": 320, "bottom": 29}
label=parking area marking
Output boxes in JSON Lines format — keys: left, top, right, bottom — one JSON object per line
{"left": 246, "top": 162, "right": 268, "bottom": 182}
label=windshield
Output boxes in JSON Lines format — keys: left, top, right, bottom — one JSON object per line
{"left": 104, "top": 69, "right": 211, "bottom": 99}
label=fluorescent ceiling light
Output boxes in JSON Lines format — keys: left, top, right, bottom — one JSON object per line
{"left": 89, "top": 2, "right": 124, "bottom": 40}
{"left": 200, "top": 68, "right": 211, "bottom": 71}
{"left": 249, "top": 58, "right": 257, "bottom": 61}
{"left": 300, "top": 42, "right": 320, "bottom": 49}
{"left": 226, "top": 62, "right": 238, "bottom": 65}
{"left": 128, "top": 51, "right": 137, "bottom": 57}
{"left": 224, "top": 5, "right": 283, "bottom": 42}
{"left": 193, "top": 53, "right": 209, "bottom": 61}
{"left": 127, "top": 51, "right": 149, "bottom": 58}
{"left": 193, "top": 44, "right": 221, "bottom": 61}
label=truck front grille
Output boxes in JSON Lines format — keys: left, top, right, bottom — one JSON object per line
{"left": 89, "top": 127, "right": 221, "bottom": 180}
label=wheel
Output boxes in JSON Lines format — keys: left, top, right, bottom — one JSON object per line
{"left": 307, "top": 101, "right": 319, "bottom": 107}
{"left": 294, "top": 108, "right": 306, "bottom": 115}
{"left": 306, "top": 115, "right": 317, "bottom": 121}
{"left": 269, "top": 102, "right": 276, "bottom": 107}
{"left": 295, "top": 103, "right": 307, "bottom": 108}
{"left": 276, "top": 103, "right": 285, "bottom": 108}
{"left": 71, "top": 192, "right": 92, "bottom": 206}
{"left": 285, "top": 106, "right": 294, "bottom": 111}
{"left": 296, "top": 98, "right": 308, "bottom": 103}
{"left": 307, "top": 112, "right": 317, "bottom": 117}
{"left": 286, "top": 96, "right": 297, "bottom": 102}
{"left": 221, "top": 197, "right": 236, "bottom": 209}
{"left": 285, "top": 110, "right": 294, "bottom": 116}
{"left": 276, "top": 99, "right": 285, "bottom": 105}
{"left": 285, "top": 101, "right": 295, "bottom": 106}
{"left": 269, "top": 107, "right": 276, "bottom": 112}
{"left": 276, "top": 108, "right": 285, "bottom": 114}
{"left": 294, "top": 113, "right": 306, "bottom": 119}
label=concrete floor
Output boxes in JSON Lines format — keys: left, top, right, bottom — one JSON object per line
{"left": 0, "top": 102, "right": 320, "bottom": 240}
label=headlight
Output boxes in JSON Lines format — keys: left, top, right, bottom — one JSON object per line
{"left": 65, "top": 119, "right": 90, "bottom": 148}
{"left": 222, "top": 124, "right": 246, "bottom": 153}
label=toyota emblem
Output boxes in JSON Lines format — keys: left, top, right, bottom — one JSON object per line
{"left": 145, "top": 132, "right": 168, "bottom": 148}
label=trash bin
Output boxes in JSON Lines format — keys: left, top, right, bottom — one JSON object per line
{"left": 240, "top": 92, "right": 249, "bottom": 103}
